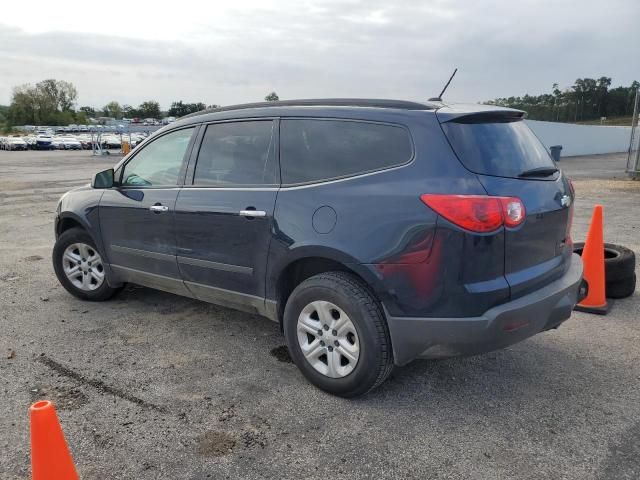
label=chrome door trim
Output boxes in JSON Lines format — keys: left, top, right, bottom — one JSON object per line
{"left": 179, "top": 186, "right": 279, "bottom": 191}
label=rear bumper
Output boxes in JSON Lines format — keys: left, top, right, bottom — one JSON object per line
{"left": 385, "top": 253, "right": 585, "bottom": 366}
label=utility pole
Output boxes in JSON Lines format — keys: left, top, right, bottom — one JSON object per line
{"left": 627, "top": 88, "right": 640, "bottom": 178}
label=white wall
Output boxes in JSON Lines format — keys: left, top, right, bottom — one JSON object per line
{"left": 526, "top": 120, "right": 632, "bottom": 157}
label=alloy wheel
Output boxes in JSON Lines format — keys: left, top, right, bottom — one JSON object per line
{"left": 296, "top": 300, "right": 360, "bottom": 378}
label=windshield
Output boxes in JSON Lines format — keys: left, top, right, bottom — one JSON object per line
{"left": 441, "top": 119, "right": 556, "bottom": 178}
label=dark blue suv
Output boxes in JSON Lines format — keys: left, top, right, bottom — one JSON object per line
{"left": 53, "top": 99, "right": 584, "bottom": 397}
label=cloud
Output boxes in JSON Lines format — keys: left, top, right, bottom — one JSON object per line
{"left": 0, "top": 0, "right": 637, "bottom": 108}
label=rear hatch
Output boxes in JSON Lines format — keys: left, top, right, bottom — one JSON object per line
{"left": 437, "top": 107, "right": 574, "bottom": 299}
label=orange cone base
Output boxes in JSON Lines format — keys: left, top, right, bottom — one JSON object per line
{"left": 574, "top": 302, "right": 609, "bottom": 315}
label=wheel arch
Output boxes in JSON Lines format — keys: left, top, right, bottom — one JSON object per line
{"left": 55, "top": 211, "right": 121, "bottom": 288}
{"left": 271, "top": 247, "right": 387, "bottom": 329}
{"left": 56, "top": 213, "right": 87, "bottom": 237}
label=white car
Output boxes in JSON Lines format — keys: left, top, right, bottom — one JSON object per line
{"left": 60, "top": 137, "right": 82, "bottom": 150}
{"left": 51, "top": 138, "right": 65, "bottom": 150}
{"left": 24, "top": 136, "right": 37, "bottom": 149}
{"left": 101, "top": 135, "right": 122, "bottom": 149}
{"left": 4, "top": 137, "right": 28, "bottom": 151}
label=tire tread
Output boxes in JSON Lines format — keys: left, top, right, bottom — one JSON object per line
{"left": 285, "top": 271, "right": 394, "bottom": 398}
{"left": 302, "top": 271, "right": 394, "bottom": 395}
{"left": 52, "top": 227, "right": 120, "bottom": 302}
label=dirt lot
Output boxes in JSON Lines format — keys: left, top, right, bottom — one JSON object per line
{"left": 0, "top": 150, "right": 638, "bottom": 479}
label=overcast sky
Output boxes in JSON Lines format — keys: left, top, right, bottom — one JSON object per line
{"left": 0, "top": 0, "right": 637, "bottom": 109}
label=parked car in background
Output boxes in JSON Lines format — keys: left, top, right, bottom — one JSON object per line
{"left": 24, "top": 136, "right": 37, "bottom": 149}
{"left": 100, "top": 135, "right": 121, "bottom": 149}
{"left": 52, "top": 99, "right": 585, "bottom": 397}
{"left": 60, "top": 137, "right": 82, "bottom": 150}
{"left": 51, "top": 137, "right": 65, "bottom": 150}
{"left": 4, "top": 137, "right": 28, "bottom": 151}
{"left": 78, "top": 137, "right": 93, "bottom": 150}
{"left": 36, "top": 135, "right": 55, "bottom": 150}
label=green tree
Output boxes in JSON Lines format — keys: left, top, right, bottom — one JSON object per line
{"left": 122, "top": 104, "right": 138, "bottom": 118}
{"left": 74, "top": 111, "right": 88, "bottom": 124}
{"left": 138, "top": 100, "right": 161, "bottom": 119}
{"left": 486, "top": 77, "right": 639, "bottom": 123}
{"left": 8, "top": 79, "right": 79, "bottom": 125}
{"left": 0, "top": 105, "right": 8, "bottom": 128}
{"left": 168, "top": 101, "right": 207, "bottom": 117}
{"left": 36, "top": 79, "right": 77, "bottom": 112}
{"left": 264, "top": 91, "right": 279, "bottom": 102}
{"left": 79, "top": 106, "right": 96, "bottom": 116}
{"left": 103, "top": 101, "right": 123, "bottom": 119}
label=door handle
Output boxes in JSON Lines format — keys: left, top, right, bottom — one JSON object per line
{"left": 239, "top": 209, "right": 266, "bottom": 217}
{"left": 150, "top": 204, "right": 169, "bottom": 213}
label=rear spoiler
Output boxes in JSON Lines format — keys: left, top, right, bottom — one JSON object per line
{"left": 436, "top": 108, "right": 525, "bottom": 124}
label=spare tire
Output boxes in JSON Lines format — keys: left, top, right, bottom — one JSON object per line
{"left": 572, "top": 242, "right": 635, "bottom": 282}
{"left": 606, "top": 274, "right": 636, "bottom": 299}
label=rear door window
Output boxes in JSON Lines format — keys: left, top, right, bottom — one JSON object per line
{"left": 440, "top": 118, "right": 556, "bottom": 178}
{"left": 280, "top": 119, "right": 413, "bottom": 185}
{"left": 193, "top": 120, "right": 277, "bottom": 186}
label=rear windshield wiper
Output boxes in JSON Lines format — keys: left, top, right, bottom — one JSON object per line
{"left": 518, "top": 167, "right": 559, "bottom": 178}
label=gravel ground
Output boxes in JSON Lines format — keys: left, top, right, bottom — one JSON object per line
{"left": 0, "top": 150, "right": 638, "bottom": 479}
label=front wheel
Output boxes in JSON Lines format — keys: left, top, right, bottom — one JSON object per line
{"left": 284, "top": 272, "right": 393, "bottom": 397}
{"left": 52, "top": 227, "right": 121, "bottom": 301}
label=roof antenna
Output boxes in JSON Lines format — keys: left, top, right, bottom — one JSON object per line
{"left": 429, "top": 68, "right": 457, "bottom": 102}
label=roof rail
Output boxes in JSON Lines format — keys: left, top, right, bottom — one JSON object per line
{"left": 183, "top": 98, "right": 435, "bottom": 119}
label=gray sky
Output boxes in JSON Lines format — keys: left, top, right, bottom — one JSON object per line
{"left": 0, "top": 0, "right": 637, "bottom": 109}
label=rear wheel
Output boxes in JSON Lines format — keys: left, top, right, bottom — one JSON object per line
{"left": 53, "top": 227, "right": 120, "bottom": 301}
{"left": 283, "top": 271, "right": 393, "bottom": 397}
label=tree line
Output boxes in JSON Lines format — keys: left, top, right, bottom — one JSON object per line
{"left": 7, "top": 79, "right": 82, "bottom": 126}
{"left": 4, "top": 75, "right": 638, "bottom": 127}
{"left": 3, "top": 78, "right": 282, "bottom": 127}
{"left": 486, "top": 78, "right": 639, "bottom": 123}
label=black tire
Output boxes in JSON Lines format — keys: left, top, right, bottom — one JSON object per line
{"left": 52, "top": 227, "right": 121, "bottom": 301}
{"left": 283, "top": 271, "right": 393, "bottom": 398}
{"left": 606, "top": 274, "right": 636, "bottom": 299}
{"left": 572, "top": 242, "right": 636, "bottom": 283}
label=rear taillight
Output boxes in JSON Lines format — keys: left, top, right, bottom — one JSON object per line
{"left": 420, "top": 194, "right": 525, "bottom": 233}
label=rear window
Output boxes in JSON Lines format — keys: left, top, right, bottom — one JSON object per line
{"left": 441, "top": 119, "right": 555, "bottom": 178}
{"left": 280, "top": 119, "right": 413, "bottom": 185}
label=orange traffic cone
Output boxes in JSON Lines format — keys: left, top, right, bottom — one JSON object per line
{"left": 30, "top": 400, "right": 79, "bottom": 480}
{"left": 575, "top": 205, "right": 608, "bottom": 315}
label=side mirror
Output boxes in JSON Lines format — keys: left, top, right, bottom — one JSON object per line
{"left": 92, "top": 168, "right": 114, "bottom": 189}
